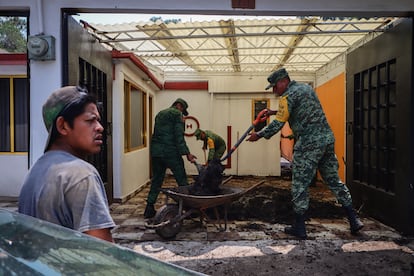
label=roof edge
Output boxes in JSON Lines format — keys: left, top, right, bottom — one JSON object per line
{"left": 164, "top": 81, "right": 208, "bottom": 90}
{"left": 111, "top": 50, "right": 163, "bottom": 89}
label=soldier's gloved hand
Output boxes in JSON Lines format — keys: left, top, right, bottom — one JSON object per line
{"left": 260, "top": 108, "right": 276, "bottom": 118}
{"left": 246, "top": 132, "right": 262, "bottom": 142}
{"left": 266, "top": 109, "right": 277, "bottom": 116}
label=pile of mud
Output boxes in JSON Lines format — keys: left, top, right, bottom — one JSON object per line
{"left": 190, "top": 174, "right": 348, "bottom": 224}
{"left": 226, "top": 185, "right": 345, "bottom": 224}
{"left": 188, "top": 159, "right": 225, "bottom": 196}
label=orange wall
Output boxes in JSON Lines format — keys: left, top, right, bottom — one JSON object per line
{"left": 315, "top": 73, "right": 346, "bottom": 181}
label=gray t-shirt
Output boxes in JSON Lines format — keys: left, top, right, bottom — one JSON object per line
{"left": 19, "top": 150, "right": 115, "bottom": 233}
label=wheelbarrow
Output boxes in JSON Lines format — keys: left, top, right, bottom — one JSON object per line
{"left": 146, "top": 177, "right": 265, "bottom": 239}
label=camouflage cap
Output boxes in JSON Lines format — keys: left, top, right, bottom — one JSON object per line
{"left": 172, "top": 98, "right": 189, "bottom": 116}
{"left": 265, "top": 68, "right": 289, "bottom": 90}
{"left": 42, "top": 86, "right": 88, "bottom": 151}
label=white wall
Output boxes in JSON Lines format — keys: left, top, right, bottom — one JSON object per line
{"left": 0, "top": 64, "right": 26, "bottom": 75}
{"left": 111, "top": 63, "right": 124, "bottom": 199}
{"left": 112, "top": 61, "right": 155, "bottom": 200}
{"left": 212, "top": 93, "right": 280, "bottom": 176}
{"left": 209, "top": 75, "right": 269, "bottom": 93}
{"left": 0, "top": 156, "right": 28, "bottom": 197}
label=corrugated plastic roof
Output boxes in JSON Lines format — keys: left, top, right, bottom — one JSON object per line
{"left": 82, "top": 17, "right": 396, "bottom": 74}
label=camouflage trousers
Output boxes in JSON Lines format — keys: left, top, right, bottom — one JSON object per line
{"left": 147, "top": 155, "right": 189, "bottom": 205}
{"left": 291, "top": 143, "right": 352, "bottom": 215}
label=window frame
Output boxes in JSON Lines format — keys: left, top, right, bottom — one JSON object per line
{"left": 124, "top": 80, "right": 147, "bottom": 152}
{"left": 0, "top": 75, "right": 28, "bottom": 154}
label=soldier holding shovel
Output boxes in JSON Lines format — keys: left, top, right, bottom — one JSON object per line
{"left": 247, "top": 68, "right": 363, "bottom": 239}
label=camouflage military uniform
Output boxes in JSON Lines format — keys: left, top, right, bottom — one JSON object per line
{"left": 202, "top": 130, "right": 226, "bottom": 161}
{"left": 257, "top": 80, "right": 353, "bottom": 215}
{"left": 147, "top": 107, "right": 190, "bottom": 205}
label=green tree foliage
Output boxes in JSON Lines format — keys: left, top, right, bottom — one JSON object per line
{"left": 0, "top": 16, "right": 27, "bottom": 53}
{"left": 149, "top": 16, "right": 181, "bottom": 24}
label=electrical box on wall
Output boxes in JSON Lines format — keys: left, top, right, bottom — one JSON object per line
{"left": 27, "top": 35, "right": 56, "bottom": 61}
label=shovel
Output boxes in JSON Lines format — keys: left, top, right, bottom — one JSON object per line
{"left": 220, "top": 108, "right": 269, "bottom": 162}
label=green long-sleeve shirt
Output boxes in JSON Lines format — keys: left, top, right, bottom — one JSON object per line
{"left": 257, "top": 80, "right": 334, "bottom": 150}
{"left": 150, "top": 107, "right": 190, "bottom": 157}
{"left": 202, "top": 130, "right": 226, "bottom": 161}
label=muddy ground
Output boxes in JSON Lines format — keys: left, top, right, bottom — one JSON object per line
{"left": 203, "top": 175, "right": 345, "bottom": 225}
{"left": 170, "top": 240, "right": 414, "bottom": 276}
{"left": 134, "top": 175, "right": 414, "bottom": 275}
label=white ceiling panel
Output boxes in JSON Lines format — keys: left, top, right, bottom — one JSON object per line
{"left": 81, "top": 17, "right": 398, "bottom": 74}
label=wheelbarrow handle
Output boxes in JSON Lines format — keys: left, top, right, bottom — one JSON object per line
{"left": 220, "top": 109, "right": 269, "bottom": 162}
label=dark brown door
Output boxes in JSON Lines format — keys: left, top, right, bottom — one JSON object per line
{"left": 62, "top": 14, "right": 114, "bottom": 203}
{"left": 346, "top": 18, "right": 414, "bottom": 234}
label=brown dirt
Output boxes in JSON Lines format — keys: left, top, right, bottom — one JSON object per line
{"left": 201, "top": 175, "right": 346, "bottom": 224}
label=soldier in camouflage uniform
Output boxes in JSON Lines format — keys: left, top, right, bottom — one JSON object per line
{"left": 247, "top": 68, "right": 363, "bottom": 239}
{"left": 194, "top": 128, "right": 226, "bottom": 163}
{"left": 144, "top": 98, "right": 197, "bottom": 219}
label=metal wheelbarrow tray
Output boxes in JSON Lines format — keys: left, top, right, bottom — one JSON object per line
{"left": 146, "top": 178, "right": 265, "bottom": 239}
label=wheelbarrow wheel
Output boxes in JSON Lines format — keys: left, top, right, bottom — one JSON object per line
{"left": 154, "top": 204, "right": 182, "bottom": 239}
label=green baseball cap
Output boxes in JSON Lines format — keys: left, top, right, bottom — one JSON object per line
{"left": 194, "top": 128, "right": 204, "bottom": 140}
{"left": 42, "top": 86, "right": 88, "bottom": 151}
{"left": 172, "top": 98, "right": 189, "bottom": 116}
{"left": 265, "top": 68, "right": 289, "bottom": 90}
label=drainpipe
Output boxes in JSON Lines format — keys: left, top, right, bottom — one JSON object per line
{"left": 209, "top": 92, "right": 214, "bottom": 130}
{"left": 36, "top": 0, "right": 44, "bottom": 34}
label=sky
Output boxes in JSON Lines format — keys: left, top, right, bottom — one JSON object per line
{"left": 75, "top": 13, "right": 292, "bottom": 25}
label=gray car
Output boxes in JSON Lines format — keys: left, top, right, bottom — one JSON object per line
{"left": 0, "top": 208, "right": 204, "bottom": 275}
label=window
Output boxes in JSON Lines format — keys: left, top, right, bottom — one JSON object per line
{"left": 124, "top": 81, "right": 147, "bottom": 151}
{"left": 352, "top": 59, "right": 396, "bottom": 192}
{"left": 0, "top": 16, "right": 27, "bottom": 53}
{"left": 252, "top": 99, "right": 269, "bottom": 132}
{"left": 0, "top": 76, "right": 28, "bottom": 152}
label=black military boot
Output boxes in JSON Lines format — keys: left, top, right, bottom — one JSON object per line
{"left": 144, "top": 204, "right": 156, "bottom": 219}
{"left": 284, "top": 213, "right": 307, "bottom": 239}
{"left": 343, "top": 205, "right": 364, "bottom": 234}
